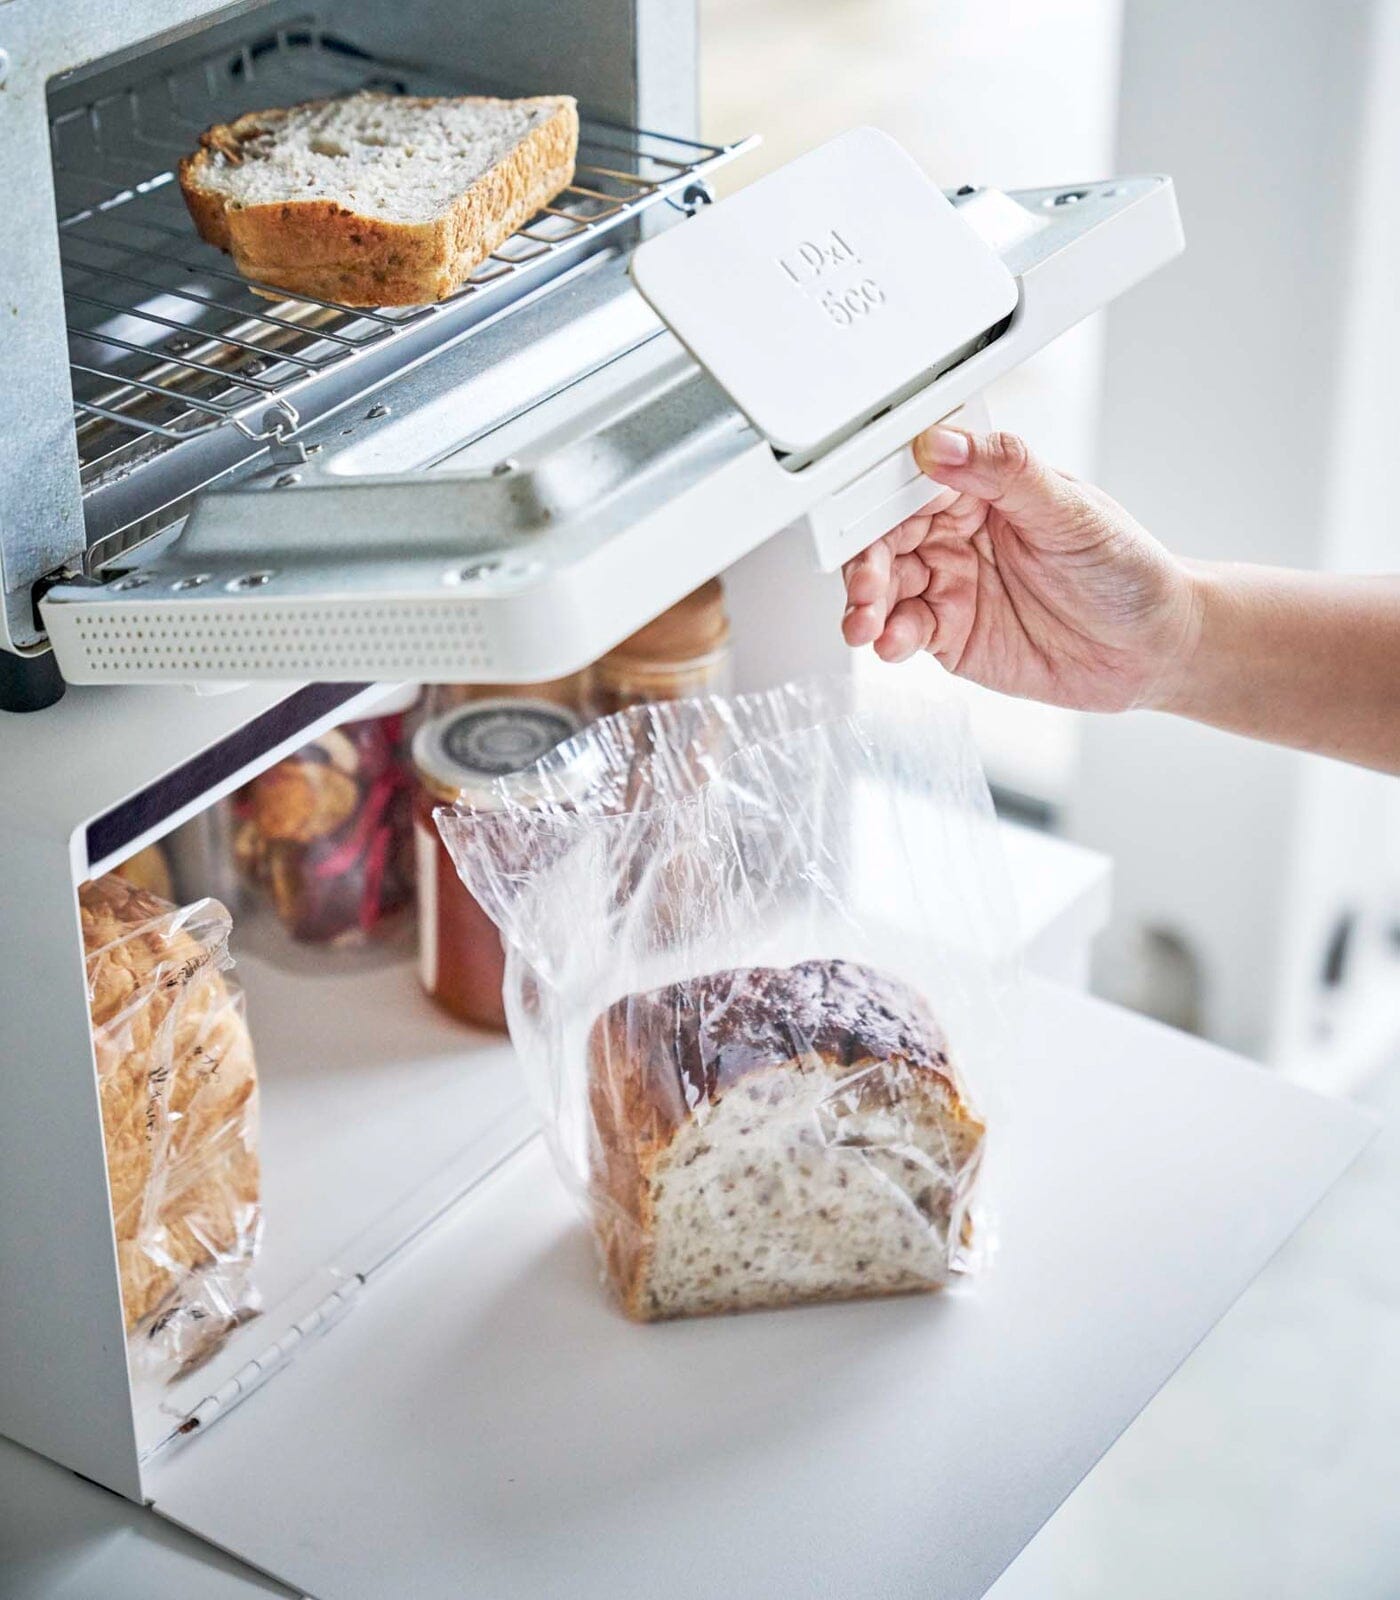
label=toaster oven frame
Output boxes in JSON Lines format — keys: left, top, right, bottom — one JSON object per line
{"left": 0, "top": 0, "right": 700, "bottom": 660}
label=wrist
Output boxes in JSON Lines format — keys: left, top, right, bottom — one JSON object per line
{"left": 1143, "top": 558, "right": 1216, "bottom": 715}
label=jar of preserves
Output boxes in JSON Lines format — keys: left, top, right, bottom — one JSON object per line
{"left": 412, "top": 698, "right": 581, "bottom": 1030}
{"left": 235, "top": 689, "right": 419, "bottom": 945}
{"left": 585, "top": 579, "right": 732, "bottom": 717}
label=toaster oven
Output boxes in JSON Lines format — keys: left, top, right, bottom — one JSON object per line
{"left": 0, "top": 5, "right": 1374, "bottom": 1598}
{"left": 2, "top": 0, "right": 1182, "bottom": 703}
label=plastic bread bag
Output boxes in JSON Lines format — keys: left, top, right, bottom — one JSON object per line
{"left": 436, "top": 677, "right": 1019, "bottom": 1320}
{"left": 81, "top": 875, "right": 262, "bottom": 1377}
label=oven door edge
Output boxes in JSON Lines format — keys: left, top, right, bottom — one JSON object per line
{"left": 40, "top": 173, "right": 1182, "bottom": 686}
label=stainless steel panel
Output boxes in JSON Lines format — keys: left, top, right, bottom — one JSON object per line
{"left": 1, "top": 0, "right": 273, "bottom": 653}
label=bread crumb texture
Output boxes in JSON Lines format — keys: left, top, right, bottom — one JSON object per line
{"left": 587, "top": 958, "right": 985, "bottom": 1321}
{"left": 179, "top": 90, "right": 579, "bottom": 305}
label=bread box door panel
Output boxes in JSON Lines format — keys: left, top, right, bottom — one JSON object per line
{"left": 147, "top": 979, "right": 1373, "bottom": 1600}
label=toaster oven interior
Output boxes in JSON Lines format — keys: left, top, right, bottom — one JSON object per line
{"left": 49, "top": 8, "right": 733, "bottom": 577}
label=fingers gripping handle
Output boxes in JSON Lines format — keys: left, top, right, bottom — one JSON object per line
{"left": 803, "top": 395, "right": 991, "bottom": 572}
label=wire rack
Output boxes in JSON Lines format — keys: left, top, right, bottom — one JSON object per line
{"left": 52, "top": 22, "right": 745, "bottom": 511}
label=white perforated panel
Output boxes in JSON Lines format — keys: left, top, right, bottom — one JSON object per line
{"left": 60, "top": 601, "right": 496, "bottom": 682}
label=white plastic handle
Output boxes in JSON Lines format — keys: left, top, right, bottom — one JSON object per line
{"left": 803, "top": 394, "right": 992, "bottom": 571}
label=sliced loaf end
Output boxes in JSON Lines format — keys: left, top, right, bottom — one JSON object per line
{"left": 612, "top": 1056, "right": 983, "bottom": 1322}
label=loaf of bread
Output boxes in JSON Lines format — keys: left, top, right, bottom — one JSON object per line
{"left": 179, "top": 90, "right": 579, "bottom": 305}
{"left": 587, "top": 958, "right": 984, "bottom": 1321}
{"left": 81, "top": 875, "right": 260, "bottom": 1335}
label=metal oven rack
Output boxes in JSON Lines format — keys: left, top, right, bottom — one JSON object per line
{"left": 51, "top": 22, "right": 751, "bottom": 561}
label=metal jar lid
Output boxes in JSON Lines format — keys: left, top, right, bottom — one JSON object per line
{"left": 412, "top": 698, "right": 583, "bottom": 807}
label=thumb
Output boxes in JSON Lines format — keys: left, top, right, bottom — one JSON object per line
{"left": 912, "top": 425, "right": 1083, "bottom": 529}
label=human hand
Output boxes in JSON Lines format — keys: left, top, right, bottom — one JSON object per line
{"left": 841, "top": 426, "right": 1203, "bottom": 713}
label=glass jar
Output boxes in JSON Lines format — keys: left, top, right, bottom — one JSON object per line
{"left": 412, "top": 698, "right": 581, "bottom": 1030}
{"left": 421, "top": 672, "right": 586, "bottom": 721}
{"left": 585, "top": 578, "right": 732, "bottom": 717}
{"left": 235, "top": 689, "right": 419, "bottom": 945}
{"left": 165, "top": 796, "right": 244, "bottom": 910}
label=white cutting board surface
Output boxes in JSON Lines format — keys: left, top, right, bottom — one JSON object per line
{"left": 151, "top": 979, "right": 1372, "bottom": 1600}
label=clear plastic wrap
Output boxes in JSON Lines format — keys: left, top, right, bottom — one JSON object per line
{"left": 437, "top": 677, "right": 1018, "bottom": 1321}
{"left": 81, "top": 874, "right": 261, "bottom": 1375}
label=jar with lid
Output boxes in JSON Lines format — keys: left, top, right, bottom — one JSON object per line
{"left": 413, "top": 698, "right": 581, "bottom": 1030}
{"left": 585, "top": 578, "right": 731, "bottom": 717}
{"left": 235, "top": 687, "right": 419, "bottom": 945}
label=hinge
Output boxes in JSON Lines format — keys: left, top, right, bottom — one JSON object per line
{"left": 166, "top": 1276, "right": 363, "bottom": 1445}
{"left": 31, "top": 564, "right": 96, "bottom": 637}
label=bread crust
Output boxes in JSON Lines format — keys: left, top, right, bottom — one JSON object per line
{"left": 178, "top": 93, "right": 579, "bottom": 306}
{"left": 586, "top": 959, "right": 983, "bottom": 1320}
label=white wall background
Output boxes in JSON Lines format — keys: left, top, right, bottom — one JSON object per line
{"left": 1077, "top": 0, "right": 1400, "bottom": 1067}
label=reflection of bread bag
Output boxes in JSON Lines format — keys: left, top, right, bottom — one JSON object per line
{"left": 80, "top": 875, "right": 261, "bottom": 1334}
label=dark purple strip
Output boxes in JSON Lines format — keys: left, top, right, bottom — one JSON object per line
{"left": 85, "top": 683, "right": 368, "bottom": 868}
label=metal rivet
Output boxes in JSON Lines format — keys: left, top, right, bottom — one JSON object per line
{"left": 227, "top": 571, "right": 275, "bottom": 591}
{"left": 111, "top": 574, "right": 151, "bottom": 592}
{"left": 365, "top": 403, "right": 391, "bottom": 419}
{"left": 491, "top": 458, "right": 517, "bottom": 477}
{"left": 304, "top": 442, "right": 324, "bottom": 455}
{"left": 955, "top": 183, "right": 977, "bottom": 197}
{"left": 274, "top": 472, "right": 300, "bottom": 487}
{"left": 171, "top": 574, "right": 211, "bottom": 591}
{"left": 1053, "top": 189, "right": 1089, "bottom": 207}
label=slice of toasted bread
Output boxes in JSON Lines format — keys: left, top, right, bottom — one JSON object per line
{"left": 179, "top": 90, "right": 579, "bottom": 307}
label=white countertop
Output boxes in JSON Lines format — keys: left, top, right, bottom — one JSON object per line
{"left": 135, "top": 977, "right": 1368, "bottom": 1600}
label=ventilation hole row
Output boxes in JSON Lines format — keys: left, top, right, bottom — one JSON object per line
{"left": 83, "top": 651, "right": 493, "bottom": 672}
{"left": 78, "top": 638, "right": 491, "bottom": 654}
{"left": 75, "top": 607, "right": 486, "bottom": 627}
{"left": 74, "top": 623, "right": 488, "bottom": 643}
{"left": 73, "top": 619, "right": 488, "bottom": 641}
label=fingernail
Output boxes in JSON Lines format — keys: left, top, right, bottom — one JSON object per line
{"left": 919, "top": 426, "right": 970, "bottom": 466}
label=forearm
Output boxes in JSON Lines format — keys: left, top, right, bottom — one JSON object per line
{"left": 1155, "top": 563, "right": 1400, "bottom": 773}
